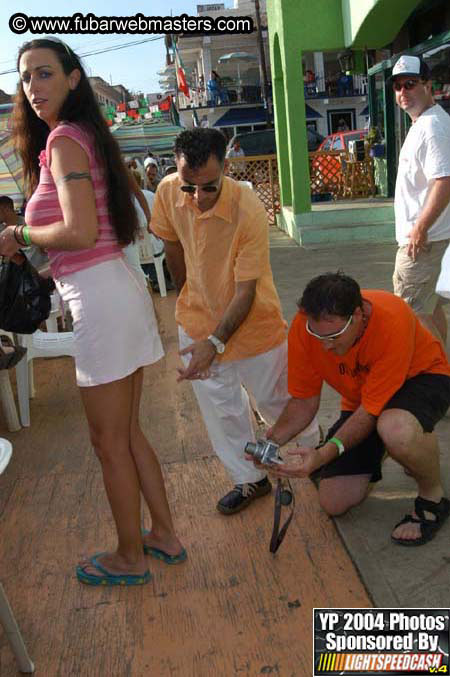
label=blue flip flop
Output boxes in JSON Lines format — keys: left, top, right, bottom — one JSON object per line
{"left": 142, "top": 530, "right": 187, "bottom": 564}
{"left": 76, "top": 553, "right": 152, "bottom": 586}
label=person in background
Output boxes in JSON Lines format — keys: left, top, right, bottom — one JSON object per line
{"left": 207, "top": 70, "right": 229, "bottom": 106}
{"left": 125, "top": 156, "right": 142, "bottom": 187}
{"left": 337, "top": 118, "right": 350, "bottom": 132}
{"left": 226, "top": 139, "right": 246, "bottom": 181}
{"left": 390, "top": 55, "right": 450, "bottom": 345}
{"left": 144, "top": 157, "right": 160, "bottom": 192}
{"left": 0, "top": 194, "right": 48, "bottom": 271}
{"left": 0, "top": 37, "right": 185, "bottom": 585}
{"left": 138, "top": 187, "right": 175, "bottom": 294}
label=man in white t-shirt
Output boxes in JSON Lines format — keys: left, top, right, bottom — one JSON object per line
{"left": 391, "top": 55, "right": 450, "bottom": 343}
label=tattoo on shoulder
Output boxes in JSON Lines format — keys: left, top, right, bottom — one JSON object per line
{"left": 57, "top": 172, "right": 92, "bottom": 185}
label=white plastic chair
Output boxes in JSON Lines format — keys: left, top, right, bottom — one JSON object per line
{"left": 0, "top": 438, "right": 35, "bottom": 673}
{"left": 0, "top": 370, "right": 21, "bottom": 432}
{"left": 138, "top": 232, "right": 167, "bottom": 297}
{"left": 0, "top": 332, "right": 26, "bottom": 432}
{"left": 45, "top": 291, "right": 67, "bottom": 333}
{"left": 15, "top": 330, "right": 76, "bottom": 427}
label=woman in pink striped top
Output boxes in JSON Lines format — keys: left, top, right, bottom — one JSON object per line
{"left": 0, "top": 38, "right": 185, "bottom": 585}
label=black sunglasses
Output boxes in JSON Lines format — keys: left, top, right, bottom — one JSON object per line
{"left": 180, "top": 184, "right": 219, "bottom": 193}
{"left": 392, "top": 79, "right": 421, "bottom": 92}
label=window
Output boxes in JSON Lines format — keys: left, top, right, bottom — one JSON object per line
{"left": 332, "top": 136, "right": 343, "bottom": 150}
{"left": 343, "top": 132, "right": 364, "bottom": 148}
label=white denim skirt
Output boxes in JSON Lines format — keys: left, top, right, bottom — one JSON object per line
{"left": 55, "top": 256, "right": 164, "bottom": 387}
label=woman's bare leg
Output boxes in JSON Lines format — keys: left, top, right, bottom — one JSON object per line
{"left": 79, "top": 374, "right": 147, "bottom": 575}
{"left": 129, "top": 368, "right": 184, "bottom": 556}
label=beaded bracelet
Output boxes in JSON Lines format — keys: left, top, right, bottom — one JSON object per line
{"left": 13, "top": 224, "right": 26, "bottom": 246}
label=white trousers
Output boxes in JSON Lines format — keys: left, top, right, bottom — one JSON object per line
{"left": 179, "top": 327, "right": 320, "bottom": 484}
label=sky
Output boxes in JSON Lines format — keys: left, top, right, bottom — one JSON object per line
{"left": 0, "top": 0, "right": 233, "bottom": 97}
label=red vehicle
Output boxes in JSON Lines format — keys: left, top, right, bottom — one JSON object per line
{"left": 317, "top": 129, "right": 367, "bottom": 153}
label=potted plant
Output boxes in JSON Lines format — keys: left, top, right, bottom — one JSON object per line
{"left": 367, "top": 127, "right": 385, "bottom": 158}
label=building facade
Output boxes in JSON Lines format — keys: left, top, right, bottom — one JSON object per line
{"left": 175, "top": 0, "right": 271, "bottom": 137}
{"left": 89, "top": 76, "right": 124, "bottom": 111}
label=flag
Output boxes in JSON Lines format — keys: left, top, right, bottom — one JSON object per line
{"left": 173, "top": 41, "right": 190, "bottom": 99}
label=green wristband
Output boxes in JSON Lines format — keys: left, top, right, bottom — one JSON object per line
{"left": 329, "top": 436, "right": 345, "bottom": 455}
{"left": 22, "top": 225, "right": 32, "bottom": 246}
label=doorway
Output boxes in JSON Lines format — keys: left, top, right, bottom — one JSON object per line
{"left": 328, "top": 109, "right": 356, "bottom": 133}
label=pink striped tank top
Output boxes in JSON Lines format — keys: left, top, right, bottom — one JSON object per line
{"left": 25, "top": 122, "right": 123, "bottom": 279}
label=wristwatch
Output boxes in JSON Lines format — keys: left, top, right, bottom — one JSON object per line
{"left": 207, "top": 334, "right": 225, "bottom": 354}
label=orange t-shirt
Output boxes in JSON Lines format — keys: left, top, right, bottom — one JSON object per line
{"left": 151, "top": 174, "right": 287, "bottom": 361}
{"left": 288, "top": 290, "right": 450, "bottom": 416}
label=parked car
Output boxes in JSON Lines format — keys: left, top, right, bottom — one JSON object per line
{"left": 312, "top": 129, "right": 368, "bottom": 196}
{"left": 317, "top": 129, "right": 367, "bottom": 153}
{"left": 227, "top": 127, "right": 324, "bottom": 156}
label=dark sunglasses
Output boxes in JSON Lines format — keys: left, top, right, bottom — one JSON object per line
{"left": 180, "top": 184, "right": 219, "bottom": 193}
{"left": 392, "top": 79, "right": 421, "bottom": 92}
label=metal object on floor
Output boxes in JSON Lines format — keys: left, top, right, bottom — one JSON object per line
{"left": 0, "top": 438, "right": 35, "bottom": 673}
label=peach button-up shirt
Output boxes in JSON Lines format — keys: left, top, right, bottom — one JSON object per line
{"left": 151, "top": 174, "right": 287, "bottom": 362}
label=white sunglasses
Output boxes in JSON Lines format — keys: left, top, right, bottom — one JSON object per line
{"left": 305, "top": 314, "right": 353, "bottom": 341}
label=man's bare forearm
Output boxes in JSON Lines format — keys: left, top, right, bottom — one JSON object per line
{"left": 319, "top": 405, "right": 377, "bottom": 464}
{"left": 268, "top": 396, "right": 320, "bottom": 446}
{"left": 163, "top": 239, "right": 186, "bottom": 293}
{"left": 213, "top": 280, "right": 256, "bottom": 344}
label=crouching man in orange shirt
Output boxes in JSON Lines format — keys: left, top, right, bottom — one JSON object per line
{"left": 249, "top": 272, "right": 450, "bottom": 546}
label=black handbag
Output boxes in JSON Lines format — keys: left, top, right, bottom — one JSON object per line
{"left": 0, "top": 251, "right": 55, "bottom": 334}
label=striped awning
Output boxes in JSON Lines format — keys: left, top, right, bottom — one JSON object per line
{"left": 111, "top": 120, "right": 184, "bottom": 154}
{"left": 0, "top": 104, "right": 24, "bottom": 210}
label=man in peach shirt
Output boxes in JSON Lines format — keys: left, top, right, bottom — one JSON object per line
{"left": 151, "top": 128, "right": 320, "bottom": 514}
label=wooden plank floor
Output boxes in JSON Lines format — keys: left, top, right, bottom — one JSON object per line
{"left": 0, "top": 292, "right": 371, "bottom": 677}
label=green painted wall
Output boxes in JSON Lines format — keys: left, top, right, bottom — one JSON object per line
{"left": 342, "top": 0, "right": 422, "bottom": 48}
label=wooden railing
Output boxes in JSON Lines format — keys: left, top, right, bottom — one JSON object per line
{"left": 225, "top": 150, "right": 376, "bottom": 218}
{"left": 225, "top": 154, "right": 279, "bottom": 224}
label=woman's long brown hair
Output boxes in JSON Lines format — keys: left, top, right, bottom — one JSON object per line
{"left": 12, "top": 38, "right": 138, "bottom": 245}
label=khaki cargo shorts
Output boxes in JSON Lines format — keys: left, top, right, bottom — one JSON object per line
{"left": 393, "top": 239, "right": 450, "bottom": 314}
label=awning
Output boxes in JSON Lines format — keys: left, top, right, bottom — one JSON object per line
{"left": 214, "top": 106, "right": 272, "bottom": 127}
{"left": 214, "top": 104, "right": 321, "bottom": 126}
{"left": 305, "top": 104, "right": 322, "bottom": 119}
{"left": 0, "top": 104, "right": 25, "bottom": 210}
{"left": 111, "top": 120, "right": 184, "bottom": 154}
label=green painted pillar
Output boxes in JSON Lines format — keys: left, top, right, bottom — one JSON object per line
{"left": 272, "top": 33, "right": 292, "bottom": 207}
{"left": 284, "top": 48, "right": 311, "bottom": 214}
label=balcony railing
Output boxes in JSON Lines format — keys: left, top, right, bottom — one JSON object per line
{"left": 303, "top": 74, "right": 368, "bottom": 99}
{"left": 178, "top": 81, "right": 268, "bottom": 110}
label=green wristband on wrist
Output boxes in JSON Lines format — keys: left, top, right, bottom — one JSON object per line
{"left": 329, "top": 436, "right": 345, "bottom": 455}
{"left": 22, "top": 225, "right": 32, "bottom": 246}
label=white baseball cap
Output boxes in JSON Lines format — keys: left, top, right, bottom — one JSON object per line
{"left": 144, "top": 157, "right": 158, "bottom": 169}
{"left": 390, "top": 55, "right": 431, "bottom": 81}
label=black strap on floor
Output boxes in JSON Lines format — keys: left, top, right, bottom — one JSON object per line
{"left": 269, "top": 478, "right": 295, "bottom": 554}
